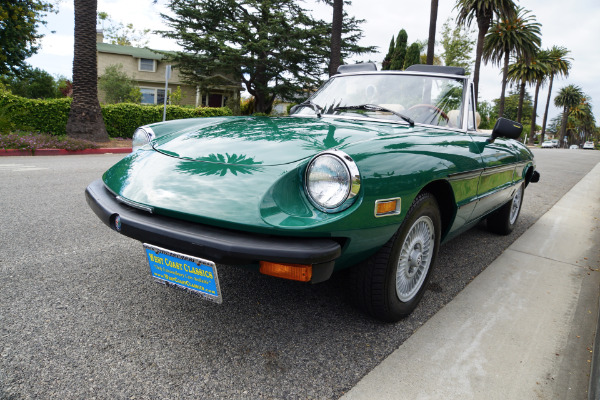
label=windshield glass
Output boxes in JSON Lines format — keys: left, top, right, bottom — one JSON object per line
{"left": 293, "top": 73, "right": 465, "bottom": 128}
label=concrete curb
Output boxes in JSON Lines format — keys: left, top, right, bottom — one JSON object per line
{"left": 0, "top": 148, "right": 132, "bottom": 156}
{"left": 591, "top": 292, "right": 600, "bottom": 400}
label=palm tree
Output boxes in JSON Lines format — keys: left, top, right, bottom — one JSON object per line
{"left": 66, "top": 0, "right": 108, "bottom": 142}
{"left": 483, "top": 7, "right": 541, "bottom": 118}
{"left": 554, "top": 84, "right": 583, "bottom": 147}
{"left": 328, "top": 0, "right": 343, "bottom": 77}
{"left": 569, "top": 97, "right": 596, "bottom": 144}
{"left": 455, "top": 0, "right": 517, "bottom": 104}
{"left": 507, "top": 58, "right": 534, "bottom": 123}
{"left": 427, "top": 0, "right": 439, "bottom": 65}
{"left": 526, "top": 50, "right": 550, "bottom": 144}
{"left": 540, "top": 46, "right": 572, "bottom": 143}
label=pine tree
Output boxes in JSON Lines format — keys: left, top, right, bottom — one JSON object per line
{"left": 404, "top": 43, "right": 421, "bottom": 70}
{"left": 382, "top": 36, "right": 395, "bottom": 70}
{"left": 160, "top": 0, "right": 374, "bottom": 113}
{"left": 389, "top": 29, "right": 408, "bottom": 70}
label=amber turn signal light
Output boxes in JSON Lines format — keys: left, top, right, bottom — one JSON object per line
{"left": 375, "top": 198, "right": 400, "bottom": 216}
{"left": 259, "top": 261, "right": 312, "bottom": 282}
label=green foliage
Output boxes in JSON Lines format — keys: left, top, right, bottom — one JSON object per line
{"left": 0, "top": 131, "right": 98, "bottom": 152}
{"left": 492, "top": 89, "right": 533, "bottom": 123}
{"left": 389, "top": 29, "right": 408, "bottom": 70}
{"left": 403, "top": 43, "right": 421, "bottom": 70}
{"left": 99, "top": 64, "right": 141, "bottom": 104}
{"left": 0, "top": 0, "right": 55, "bottom": 76}
{"left": 3, "top": 66, "right": 59, "bottom": 99}
{"left": 440, "top": 17, "right": 476, "bottom": 73}
{"left": 159, "top": 0, "right": 375, "bottom": 113}
{"left": 240, "top": 97, "right": 255, "bottom": 116}
{"left": 382, "top": 36, "right": 395, "bottom": 70}
{"left": 97, "top": 11, "right": 150, "bottom": 47}
{"left": 168, "top": 86, "right": 184, "bottom": 106}
{"left": 0, "top": 91, "right": 232, "bottom": 138}
{"left": 476, "top": 100, "right": 495, "bottom": 129}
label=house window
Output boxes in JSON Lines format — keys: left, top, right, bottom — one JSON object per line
{"left": 139, "top": 58, "right": 156, "bottom": 72}
{"left": 140, "top": 88, "right": 169, "bottom": 104}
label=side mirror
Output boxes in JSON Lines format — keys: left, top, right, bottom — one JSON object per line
{"left": 489, "top": 117, "right": 523, "bottom": 143}
{"left": 289, "top": 105, "right": 299, "bottom": 115}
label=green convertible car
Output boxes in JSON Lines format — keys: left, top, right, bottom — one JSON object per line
{"left": 86, "top": 64, "right": 539, "bottom": 322}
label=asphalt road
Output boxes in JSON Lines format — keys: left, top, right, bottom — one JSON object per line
{"left": 1, "top": 148, "right": 599, "bottom": 399}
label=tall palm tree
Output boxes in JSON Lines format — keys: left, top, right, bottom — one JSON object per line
{"left": 554, "top": 84, "right": 583, "bottom": 147}
{"left": 455, "top": 0, "right": 517, "bottom": 104}
{"left": 540, "top": 46, "right": 572, "bottom": 143}
{"left": 526, "top": 50, "right": 550, "bottom": 144}
{"left": 328, "top": 0, "right": 343, "bottom": 77}
{"left": 507, "top": 58, "right": 534, "bottom": 123}
{"left": 427, "top": 0, "right": 439, "bottom": 65}
{"left": 569, "top": 96, "right": 596, "bottom": 144}
{"left": 66, "top": 0, "right": 108, "bottom": 142}
{"left": 483, "top": 7, "right": 541, "bottom": 118}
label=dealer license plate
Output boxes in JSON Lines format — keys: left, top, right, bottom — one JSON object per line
{"left": 143, "top": 244, "right": 222, "bottom": 304}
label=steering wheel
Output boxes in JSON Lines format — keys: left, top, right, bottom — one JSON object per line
{"left": 407, "top": 104, "right": 449, "bottom": 125}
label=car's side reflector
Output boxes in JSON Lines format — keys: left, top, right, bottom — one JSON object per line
{"left": 375, "top": 198, "right": 401, "bottom": 217}
{"left": 259, "top": 261, "right": 312, "bottom": 282}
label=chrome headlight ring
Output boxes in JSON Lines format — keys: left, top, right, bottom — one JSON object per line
{"left": 304, "top": 150, "right": 361, "bottom": 213}
{"left": 132, "top": 126, "right": 156, "bottom": 152}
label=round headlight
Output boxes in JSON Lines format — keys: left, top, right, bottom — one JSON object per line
{"left": 305, "top": 150, "right": 360, "bottom": 212}
{"left": 132, "top": 127, "right": 155, "bottom": 152}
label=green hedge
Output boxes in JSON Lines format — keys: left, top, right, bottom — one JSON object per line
{"left": 0, "top": 91, "right": 232, "bottom": 138}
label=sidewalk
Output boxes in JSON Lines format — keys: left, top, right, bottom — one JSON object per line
{"left": 342, "top": 163, "right": 600, "bottom": 400}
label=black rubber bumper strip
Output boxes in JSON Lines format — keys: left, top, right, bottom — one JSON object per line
{"left": 85, "top": 179, "right": 342, "bottom": 268}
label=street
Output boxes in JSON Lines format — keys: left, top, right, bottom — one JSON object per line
{"left": 1, "top": 148, "right": 600, "bottom": 399}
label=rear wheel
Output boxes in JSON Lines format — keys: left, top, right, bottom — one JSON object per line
{"left": 487, "top": 183, "right": 524, "bottom": 235}
{"left": 351, "top": 192, "right": 441, "bottom": 322}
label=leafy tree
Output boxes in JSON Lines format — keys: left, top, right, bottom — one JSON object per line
{"left": 554, "top": 84, "right": 583, "bottom": 145}
{"left": 492, "top": 89, "right": 532, "bottom": 124}
{"left": 389, "top": 29, "right": 408, "bottom": 70}
{"left": 160, "top": 0, "right": 374, "bottom": 114}
{"left": 4, "top": 67, "right": 58, "bottom": 99}
{"left": 382, "top": 36, "right": 395, "bottom": 70}
{"left": 540, "top": 46, "right": 572, "bottom": 143}
{"left": 455, "top": 0, "right": 517, "bottom": 103}
{"left": 426, "top": 0, "right": 439, "bottom": 65}
{"left": 98, "top": 64, "right": 141, "bottom": 104}
{"left": 483, "top": 7, "right": 541, "bottom": 118}
{"left": 168, "top": 86, "right": 185, "bottom": 106}
{"left": 97, "top": 11, "right": 150, "bottom": 47}
{"left": 440, "top": 17, "right": 476, "bottom": 74}
{"left": 477, "top": 100, "right": 495, "bottom": 129}
{"left": 66, "top": 0, "right": 109, "bottom": 141}
{"left": 0, "top": 0, "right": 55, "bottom": 76}
{"left": 404, "top": 43, "right": 421, "bottom": 70}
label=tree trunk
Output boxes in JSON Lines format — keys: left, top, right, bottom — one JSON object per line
{"left": 559, "top": 105, "right": 568, "bottom": 147}
{"left": 328, "top": 0, "right": 343, "bottom": 77}
{"left": 528, "top": 80, "right": 541, "bottom": 145}
{"left": 540, "top": 74, "right": 554, "bottom": 143}
{"left": 497, "top": 51, "right": 510, "bottom": 118}
{"left": 426, "top": 0, "right": 438, "bottom": 65}
{"left": 472, "top": 16, "right": 490, "bottom": 107}
{"left": 66, "top": 0, "right": 108, "bottom": 142}
{"left": 516, "top": 79, "right": 525, "bottom": 123}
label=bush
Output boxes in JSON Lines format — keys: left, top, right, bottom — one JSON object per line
{"left": 0, "top": 91, "right": 232, "bottom": 138}
{"left": 0, "top": 132, "right": 98, "bottom": 152}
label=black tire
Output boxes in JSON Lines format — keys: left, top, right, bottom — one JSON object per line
{"left": 351, "top": 192, "right": 441, "bottom": 322}
{"left": 487, "top": 183, "right": 524, "bottom": 235}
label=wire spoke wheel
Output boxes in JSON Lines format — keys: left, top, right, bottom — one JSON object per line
{"left": 396, "top": 216, "right": 434, "bottom": 302}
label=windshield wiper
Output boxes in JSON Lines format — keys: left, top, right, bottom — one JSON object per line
{"left": 333, "top": 104, "right": 414, "bottom": 127}
{"left": 295, "top": 100, "right": 323, "bottom": 117}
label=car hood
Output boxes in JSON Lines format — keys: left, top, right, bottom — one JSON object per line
{"left": 149, "top": 116, "right": 409, "bottom": 166}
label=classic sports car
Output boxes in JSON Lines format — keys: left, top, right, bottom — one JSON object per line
{"left": 86, "top": 64, "right": 540, "bottom": 322}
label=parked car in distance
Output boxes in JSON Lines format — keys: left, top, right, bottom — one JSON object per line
{"left": 583, "top": 141, "right": 595, "bottom": 150}
{"left": 86, "top": 63, "right": 540, "bottom": 322}
{"left": 541, "top": 140, "right": 554, "bottom": 148}
{"left": 569, "top": 144, "right": 579, "bottom": 149}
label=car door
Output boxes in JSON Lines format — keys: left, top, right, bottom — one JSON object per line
{"left": 464, "top": 85, "right": 521, "bottom": 221}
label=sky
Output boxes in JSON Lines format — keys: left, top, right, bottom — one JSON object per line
{"left": 27, "top": 0, "right": 600, "bottom": 124}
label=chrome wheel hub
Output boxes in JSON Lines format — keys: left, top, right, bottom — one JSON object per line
{"left": 509, "top": 186, "right": 522, "bottom": 225}
{"left": 396, "top": 216, "right": 435, "bottom": 302}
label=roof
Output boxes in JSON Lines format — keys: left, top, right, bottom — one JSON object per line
{"left": 96, "top": 42, "right": 175, "bottom": 60}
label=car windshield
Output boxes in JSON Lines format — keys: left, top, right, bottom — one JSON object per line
{"left": 292, "top": 73, "right": 465, "bottom": 128}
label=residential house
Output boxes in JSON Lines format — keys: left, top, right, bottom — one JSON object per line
{"left": 96, "top": 31, "right": 241, "bottom": 108}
